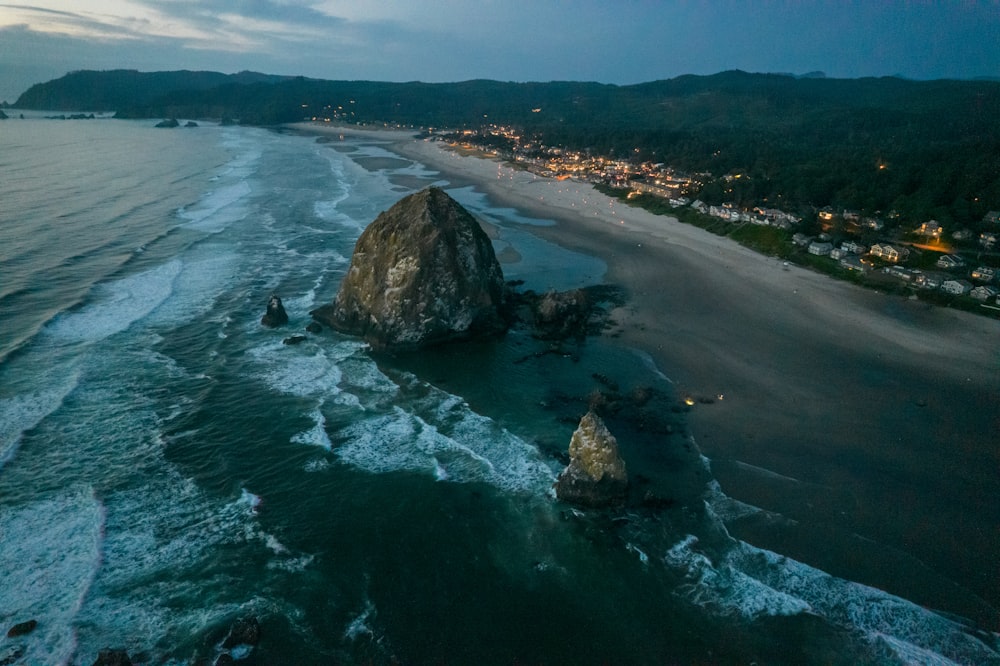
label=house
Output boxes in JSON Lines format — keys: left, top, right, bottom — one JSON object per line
{"left": 884, "top": 265, "right": 916, "bottom": 281}
{"left": 829, "top": 247, "right": 849, "bottom": 260}
{"left": 952, "top": 229, "right": 972, "bottom": 242}
{"left": 841, "top": 240, "right": 867, "bottom": 254}
{"left": 917, "top": 220, "right": 943, "bottom": 238}
{"left": 936, "top": 254, "right": 966, "bottom": 270}
{"left": 983, "top": 211, "right": 1000, "bottom": 225}
{"left": 941, "top": 279, "right": 974, "bottom": 295}
{"left": 861, "top": 217, "right": 884, "bottom": 231}
{"left": 971, "top": 266, "right": 996, "bottom": 282}
{"left": 792, "top": 233, "right": 813, "bottom": 247}
{"left": 970, "top": 285, "right": 999, "bottom": 301}
{"left": 808, "top": 241, "right": 833, "bottom": 256}
{"left": 839, "top": 255, "right": 869, "bottom": 272}
{"left": 914, "top": 272, "right": 944, "bottom": 290}
{"left": 817, "top": 207, "right": 834, "bottom": 221}
{"left": 869, "top": 243, "right": 909, "bottom": 262}
{"left": 980, "top": 232, "right": 999, "bottom": 249}
{"left": 691, "top": 200, "right": 708, "bottom": 213}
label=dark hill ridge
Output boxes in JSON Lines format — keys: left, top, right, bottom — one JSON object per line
{"left": 14, "top": 69, "right": 292, "bottom": 113}
{"left": 16, "top": 69, "right": 1000, "bottom": 223}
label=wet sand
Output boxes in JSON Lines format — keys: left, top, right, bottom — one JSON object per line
{"left": 289, "top": 122, "right": 1000, "bottom": 627}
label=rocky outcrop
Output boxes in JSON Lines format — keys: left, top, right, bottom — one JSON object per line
{"left": 554, "top": 411, "right": 628, "bottom": 507}
{"left": 261, "top": 294, "right": 289, "bottom": 327}
{"left": 222, "top": 616, "right": 260, "bottom": 649}
{"left": 532, "top": 289, "right": 591, "bottom": 340}
{"left": 6, "top": 620, "right": 36, "bottom": 637}
{"left": 92, "top": 648, "right": 132, "bottom": 666}
{"left": 154, "top": 118, "right": 179, "bottom": 128}
{"left": 312, "top": 187, "right": 507, "bottom": 349}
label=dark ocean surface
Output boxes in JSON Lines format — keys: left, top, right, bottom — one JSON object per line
{"left": 0, "top": 115, "right": 997, "bottom": 664}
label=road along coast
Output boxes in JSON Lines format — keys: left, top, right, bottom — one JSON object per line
{"left": 289, "top": 122, "right": 1000, "bottom": 627}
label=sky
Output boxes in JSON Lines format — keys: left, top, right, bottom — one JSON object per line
{"left": 1, "top": 1, "right": 999, "bottom": 102}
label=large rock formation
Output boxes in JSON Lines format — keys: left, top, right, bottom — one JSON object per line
{"left": 312, "top": 187, "right": 507, "bottom": 349}
{"left": 555, "top": 411, "right": 628, "bottom": 507}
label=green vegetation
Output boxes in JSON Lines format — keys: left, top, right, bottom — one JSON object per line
{"left": 16, "top": 69, "right": 1000, "bottom": 227}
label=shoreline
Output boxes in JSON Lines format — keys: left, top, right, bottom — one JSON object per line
{"left": 288, "top": 122, "right": 1000, "bottom": 623}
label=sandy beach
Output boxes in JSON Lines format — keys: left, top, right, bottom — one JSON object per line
{"left": 290, "top": 122, "right": 1000, "bottom": 625}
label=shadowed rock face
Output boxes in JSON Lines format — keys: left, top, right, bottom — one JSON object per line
{"left": 555, "top": 411, "right": 628, "bottom": 507}
{"left": 313, "top": 187, "right": 507, "bottom": 349}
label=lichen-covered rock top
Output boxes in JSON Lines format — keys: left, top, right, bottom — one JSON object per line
{"left": 555, "top": 411, "right": 628, "bottom": 507}
{"left": 313, "top": 187, "right": 507, "bottom": 349}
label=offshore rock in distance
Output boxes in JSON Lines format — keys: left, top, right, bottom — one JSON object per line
{"left": 555, "top": 411, "right": 628, "bottom": 508}
{"left": 261, "top": 294, "right": 289, "bottom": 327}
{"left": 313, "top": 187, "right": 507, "bottom": 349}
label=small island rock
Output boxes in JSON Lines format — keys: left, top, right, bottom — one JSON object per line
{"left": 154, "top": 118, "right": 179, "bottom": 128}
{"left": 222, "top": 616, "right": 260, "bottom": 649}
{"left": 92, "top": 648, "right": 132, "bottom": 666}
{"left": 555, "top": 411, "right": 628, "bottom": 507}
{"left": 261, "top": 294, "right": 289, "bottom": 327}
{"left": 6, "top": 619, "right": 37, "bottom": 637}
{"left": 312, "top": 187, "right": 507, "bottom": 349}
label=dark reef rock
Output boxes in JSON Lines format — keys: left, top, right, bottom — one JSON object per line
{"left": 261, "top": 294, "right": 289, "bottom": 327}
{"left": 184, "top": 121, "right": 199, "bottom": 128}
{"left": 305, "top": 321, "right": 322, "bottom": 334}
{"left": 282, "top": 335, "right": 307, "bottom": 345}
{"left": 6, "top": 619, "right": 37, "bottom": 637}
{"left": 222, "top": 616, "right": 261, "bottom": 649}
{"left": 0, "top": 646, "right": 25, "bottom": 666}
{"left": 92, "top": 648, "right": 132, "bottom": 666}
{"left": 0, "top": 110, "right": 7, "bottom": 120}
{"left": 555, "top": 411, "right": 628, "bottom": 508}
{"left": 312, "top": 187, "right": 507, "bottom": 349}
{"left": 154, "top": 118, "right": 179, "bottom": 128}
{"left": 532, "top": 289, "right": 591, "bottom": 339}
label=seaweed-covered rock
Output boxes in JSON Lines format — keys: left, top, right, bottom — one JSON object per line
{"left": 555, "top": 411, "right": 628, "bottom": 507}
{"left": 313, "top": 187, "right": 507, "bottom": 349}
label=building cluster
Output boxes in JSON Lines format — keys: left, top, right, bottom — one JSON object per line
{"left": 436, "top": 127, "right": 1000, "bottom": 310}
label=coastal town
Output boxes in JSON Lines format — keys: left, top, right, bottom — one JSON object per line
{"left": 418, "top": 123, "right": 1000, "bottom": 316}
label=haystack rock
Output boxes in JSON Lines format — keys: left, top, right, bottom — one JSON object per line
{"left": 555, "top": 411, "right": 628, "bottom": 507}
{"left": 312, "top": 187, "right": 507, "bottom": 349}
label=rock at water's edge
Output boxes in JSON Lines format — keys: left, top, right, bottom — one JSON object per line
{"left": 312, "top": 187, "right": 507, "bottom": 349}
{"left": 6, "top": 619, "right": 37, "bottom": 638}
{"left": 154, "top": 118, "right": 179, "bottom": 128}
{"left": 92, "top": 648, "right": 132, "bottom": 666}
{"left": 222, "top": 616, "right": 261, "bottom": 649}
{"left": 555, "top": 411, "right": 628, "bottom": 507}
{"left": 261, "top": 294, "right": 289, "bottom": 327}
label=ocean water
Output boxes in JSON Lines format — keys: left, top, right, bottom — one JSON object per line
{"left": 1, "top": 115, "right": 997, "bottom": 665}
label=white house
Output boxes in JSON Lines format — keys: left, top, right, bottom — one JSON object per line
{"left": 808, "top": 241, "right": 833, "bottom": 256}
{"left": 941, "top": 279, "right": 974, "bottom": 295}
{"left": 971, "top": 266, "right": 996, "bottom": 282}
{"left": 869, "top": 243, "right": 909, "bottom": 262}
{"left": 936, "top": 254, "right": 966, "bottom": 270}
{"left": 841, "top": 240, "right": 866, "bottom": 254}
{"left": 970, "top": 285, "right": 999, "bottom": 301}
{"left": 917, "top": 220, "right": 943, "bottom": 238}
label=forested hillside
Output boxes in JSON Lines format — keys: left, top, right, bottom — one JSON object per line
{"left": 15, "top": 69, "right": 1000, "bottom": 224}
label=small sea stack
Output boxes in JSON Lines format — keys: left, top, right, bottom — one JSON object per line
{"left": 312, "top": 187, "right": 507, "bottom": 349}
{"left": 261, "top": 294, "right": 289, "bottom": 327}
{"left": 555, "top": 411, "right": 628, "bottom": 508}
